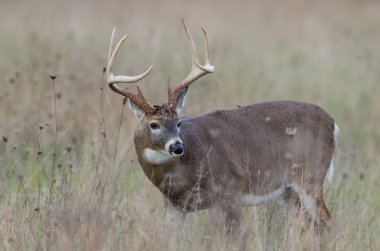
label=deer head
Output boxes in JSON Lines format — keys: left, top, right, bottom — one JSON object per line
{"left": 107, "top": 20, "right": 214, "bottom": 156}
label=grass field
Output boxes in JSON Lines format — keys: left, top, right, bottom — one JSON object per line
{"left": 0, "top": 0, "right": 379, "bottom": 250}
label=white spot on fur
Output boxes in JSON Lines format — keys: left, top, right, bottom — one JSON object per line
{"left": 209, "top": 128, "right": 221, "bottom": 138}
{"left": 285, "top": 127, "right": 297, "bottom": 135}
{"left": 241, "top": 186, "right": 285, "bottom": 206}
{"left": 284, "top": 152, "right": 293, "bottom": 159}
{"left": 291, "top": 163, "right": 299, "bottom": 169}
{"left": 265, "top": 117, "right": 271, "bottom": 122}
{"left": 143, "top": 148, "right": 175, "bottom": 165}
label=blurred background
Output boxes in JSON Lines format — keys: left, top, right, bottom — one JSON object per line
{"left": 0, "top": 0, "right": 379, "bottom": 250}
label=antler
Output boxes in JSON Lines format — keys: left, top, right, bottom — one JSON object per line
{"left": 168, "top": 19, "right": 215, "bottom": 106}
{"left": 107, "top": 27, "right": 155, "bottom": 114}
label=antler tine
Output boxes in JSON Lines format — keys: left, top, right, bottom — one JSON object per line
{"left": 182, "top": 19, "right": 200, "bottom": 67}
{"left": 200, "top": 27, "right": 212, "bottom": 71}
{"left": 107, "top": 27, "right": 155, "bottom": 114}
{"left": 108, "top": 27, "right": 116, "bottom": 63}
{"left": 168, "top": 20, "right": 214, "bottom": 106}
{"left": 107, "top": 31, "right": 153, "bottom": 84}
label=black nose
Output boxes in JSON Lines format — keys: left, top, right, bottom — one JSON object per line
{"left": 169, "top": 142, "right": 184, "bottom": 155}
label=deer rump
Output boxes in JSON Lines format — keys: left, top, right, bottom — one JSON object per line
{"left": 139, "top": 100, "right": 336, "bottom": 214}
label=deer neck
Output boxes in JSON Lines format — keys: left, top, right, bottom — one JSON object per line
{"left": 134, "top": 143, "right": 181, "bottom": 190}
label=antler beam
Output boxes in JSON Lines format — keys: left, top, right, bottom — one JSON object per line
{"left": 168, "top": 19, "right": 215, "bottom": 106}
{"left": 107, "top": 27, "right": 155, "bottom": 114}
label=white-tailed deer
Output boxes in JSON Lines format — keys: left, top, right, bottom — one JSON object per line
{"left": 106, "top": 20, "right": 339, "bottom": 234}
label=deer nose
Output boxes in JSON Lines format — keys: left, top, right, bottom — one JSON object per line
{"left": 169, "top": 142, "right": 184, "bottom": 155}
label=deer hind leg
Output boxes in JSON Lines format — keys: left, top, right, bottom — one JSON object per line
{"left": 288, "top": 183, "right": 331, "bottom": 231}
{"left": 283, "top": 185, "right": 302, "bottom": 215}
{"left": 316, "top": 195, "right": 332, "bottom": 230}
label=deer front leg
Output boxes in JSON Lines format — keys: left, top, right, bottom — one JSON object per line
{"left": 165, "top": 201, "right": 186, "bottom": 233}
{"left": 165, "top": 201, "right": 186, "bottom": 250}
{"left": 220, "top": 195, "right": 242, "bottom": 237}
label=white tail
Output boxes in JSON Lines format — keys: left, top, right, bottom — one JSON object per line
{"left": 327, "top": 123, "right": 340, "bottom": 182}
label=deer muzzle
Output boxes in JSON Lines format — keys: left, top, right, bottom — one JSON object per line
{"left": 165, "top": 138, "right": 184, "bottom": 156}
{"left": 169, "top": 142, "right": 184, "bottom": 155}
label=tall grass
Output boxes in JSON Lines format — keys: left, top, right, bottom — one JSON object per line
{"left": 0, "top": 0, "right": 379, "bottom": 250}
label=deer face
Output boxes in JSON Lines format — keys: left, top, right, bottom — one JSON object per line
{"left": 132, "top": 101, "right": 184, "bottom": 156}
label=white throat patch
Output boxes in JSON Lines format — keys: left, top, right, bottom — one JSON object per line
{"left": 143, "top": 148, "right": 176, "bottom": 165}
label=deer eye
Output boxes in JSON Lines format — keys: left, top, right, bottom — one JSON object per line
{"left": 177, "top": 121, "right": 182, "bottom": 127}
{"left": 149, "top": 122, "right": 160, "bottom": 130}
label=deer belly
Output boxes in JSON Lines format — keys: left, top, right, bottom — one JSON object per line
{"left": 241, "top": 186, "right": 285, "bottom": 206}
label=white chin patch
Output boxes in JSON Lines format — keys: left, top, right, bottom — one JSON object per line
{"left": 143, "top": 148, "right": 175, "bottom": 165}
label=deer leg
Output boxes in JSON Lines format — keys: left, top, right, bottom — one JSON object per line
{"left": 220, "top": 196, "right": 242, "bottom": 237}
{"left": 283, "top": 185, "right": 302, "bottom": 216}
{"left": 288, "top": 183, "right": 332, "bottom": 233}
{"left": 165, "top": 201, "right": 186, "bottom": 232}
{"left": 264, "top": 203, "right": 276, "bottom": 251}
{"left": 164, "top": 201, "right": 186, "bottom": 249}
{"left": 316, "top": 195, "right": 332, "bottom": 230}
{"left": 288, "top": 183, "right": 320, "bottom": 228}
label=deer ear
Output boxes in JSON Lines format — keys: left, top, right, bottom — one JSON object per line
{"left": 175, "top": 87, "right": 188, "bottom": 114}
{"left": 128, "top": 99, "right": 147, "bottom": 120}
